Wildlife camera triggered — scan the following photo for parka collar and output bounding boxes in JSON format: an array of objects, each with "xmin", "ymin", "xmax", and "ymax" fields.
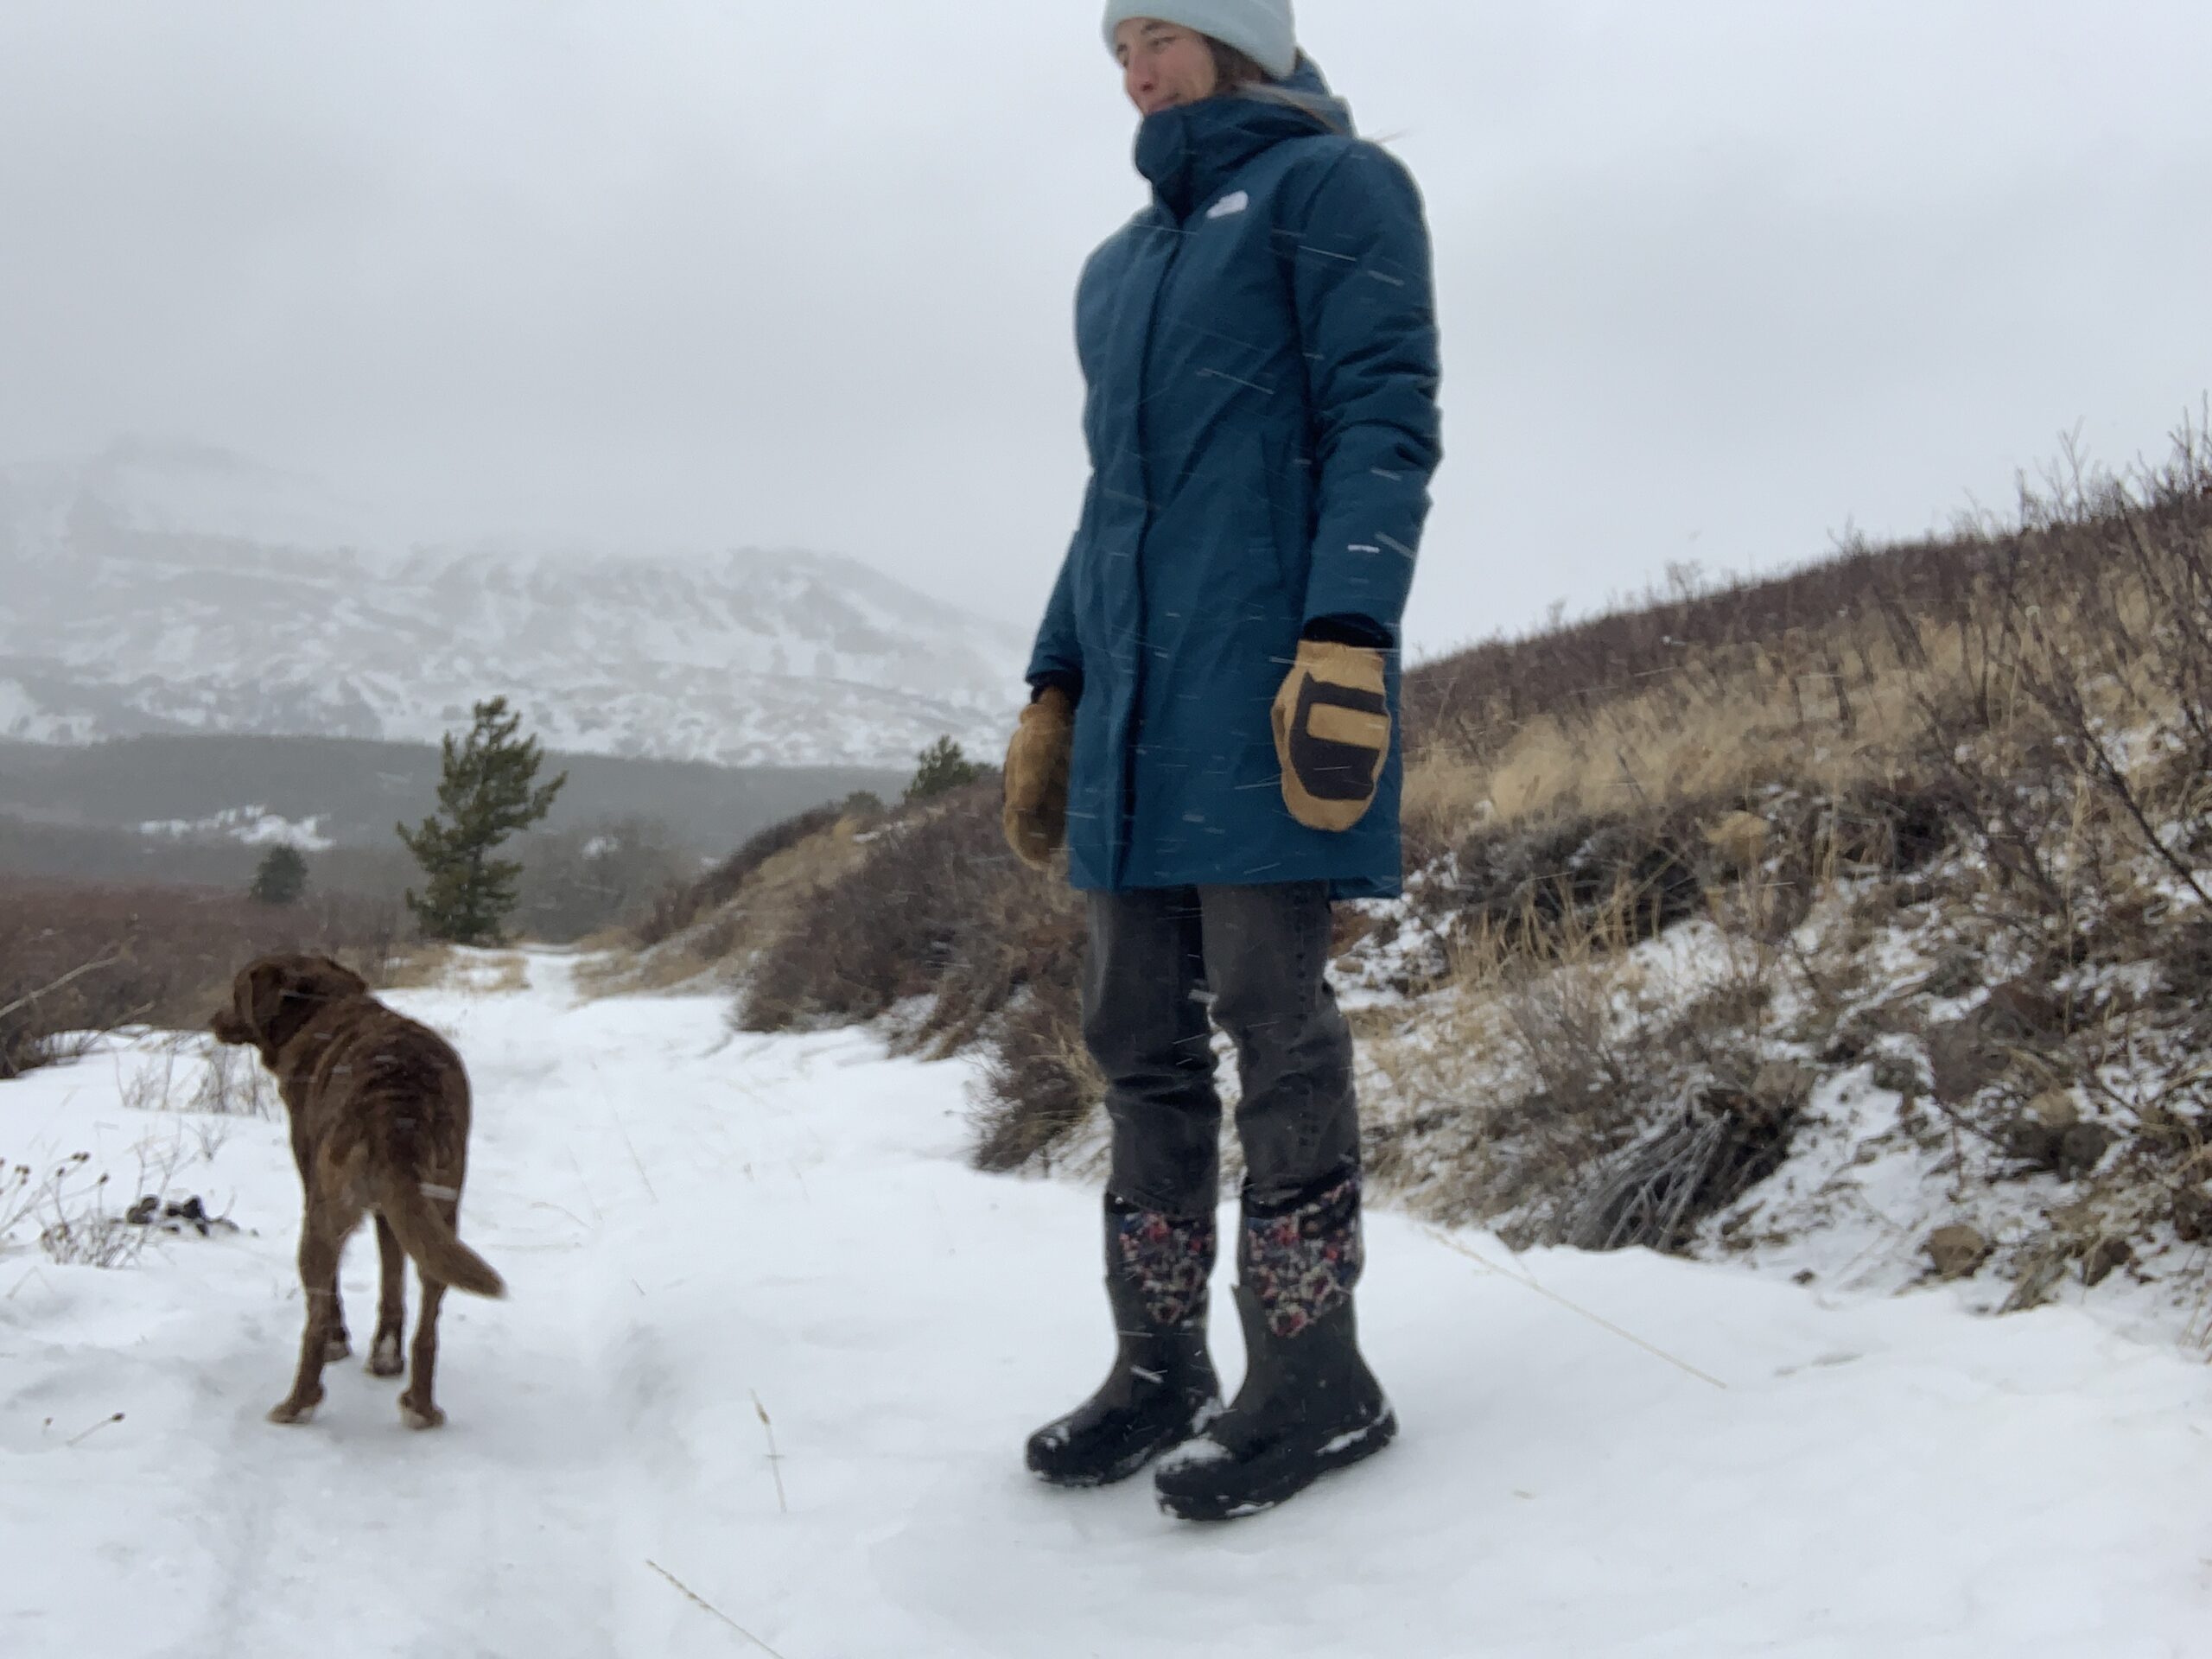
[{"xmin": 1134, "ymin": 57, "xmax": 1354, "ymax": 222}]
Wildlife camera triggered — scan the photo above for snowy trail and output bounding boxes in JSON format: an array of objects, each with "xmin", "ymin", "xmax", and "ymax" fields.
[{"xmin": 4, "ymin": 956, "xmax": 2209, "ymax": 1657}]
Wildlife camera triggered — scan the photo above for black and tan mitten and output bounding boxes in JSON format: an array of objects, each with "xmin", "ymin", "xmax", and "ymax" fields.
[{"xmin": 1271, "ymin": 641, "xmax": 1391, "ymax": 833}]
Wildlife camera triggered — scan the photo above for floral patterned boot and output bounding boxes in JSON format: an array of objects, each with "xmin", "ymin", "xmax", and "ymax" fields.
[
  {"xmin": 1026, "ymin": 1197, "xmax": 1223, "ymax": 1488},
  {"xmin": 1153, "ymin": 1169, "xmax": 1395, "ymax": 1522}
]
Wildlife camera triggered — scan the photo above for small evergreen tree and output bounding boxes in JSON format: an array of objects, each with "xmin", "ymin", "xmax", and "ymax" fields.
[
  {"xmin": 249, "ymin": 844, "xmax": 308, "ymax": 907},
  {"xmin": 397, "ymin": 697, "xmax": 569, "ymax": 945},
  {"xmin": 905, "ymin": 736, "xmax": 984, "ymax": 804}
]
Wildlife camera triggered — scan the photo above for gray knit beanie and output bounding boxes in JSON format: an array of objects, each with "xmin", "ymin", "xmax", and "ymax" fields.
[{"xmin": 1101, "ymin": 0, "xmax": 1299, "ymax": 82}]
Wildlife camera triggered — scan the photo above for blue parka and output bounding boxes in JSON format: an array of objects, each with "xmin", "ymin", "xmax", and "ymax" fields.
[{"xmin": 1027, "ymin": 60, "xmax": 1442, "ymax": 899}]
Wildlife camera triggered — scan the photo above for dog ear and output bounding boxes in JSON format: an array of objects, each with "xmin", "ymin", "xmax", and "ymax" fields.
[
  {"xmin": 244, "ymin": 960, "xmax": 290, "ymax": 1038},
  {"xmin": 311, "ymin": 956, "xmax": 370, "ymax": 998}
]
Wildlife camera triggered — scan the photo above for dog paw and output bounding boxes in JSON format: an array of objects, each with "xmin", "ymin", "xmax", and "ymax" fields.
[
  {"xmin": 398, "ymin": 1396, "xmax": 446, "ymax": 1431},
  {"xmin": 266, "ymin": 1398, "xmax": 321, "ymax": 1427},
  {"xmin": 366, "ymin": 1333, "xmax": 405, "ymax": 1377}
]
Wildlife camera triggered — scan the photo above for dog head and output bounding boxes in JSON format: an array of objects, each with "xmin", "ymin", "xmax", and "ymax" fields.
[{"xmin": 211, "ymin": 955, "xmax": 371, "ymax": 1062}]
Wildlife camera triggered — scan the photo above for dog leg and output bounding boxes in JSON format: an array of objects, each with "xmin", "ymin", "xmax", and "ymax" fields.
[
  {"xmin": 270, "ymin": 1222, "xmax": 342, "ymax": 1426},
  {"xmin": 368, "ymin": 1214, "xmax": 408, "ymax": 1377},
  {"xmin": 291, "ymin": 1140, "xmax": 352, "ymax": 1361},
  {"xmin": 397, "ymin": 1276, "xmax": 448, "ymax": 1430}
]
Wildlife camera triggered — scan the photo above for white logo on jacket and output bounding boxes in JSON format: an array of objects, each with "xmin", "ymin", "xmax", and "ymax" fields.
[{"xmin": 1206, "ymin": 190, "xmax": 1250, "ymax": 220}]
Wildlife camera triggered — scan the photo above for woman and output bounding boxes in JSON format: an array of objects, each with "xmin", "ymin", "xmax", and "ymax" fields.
[{"xmin": 1002, "ymin": 1, "xmax": 1441, "ymax": 1522}]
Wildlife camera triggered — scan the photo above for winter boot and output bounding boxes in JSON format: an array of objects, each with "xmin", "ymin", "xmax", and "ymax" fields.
[
  {"xmin": 1154, "ymin": 1170, "xmax": 1395, "ymax": 1522},
  {"xmin": 1026, "ymin": 1198, "xmax": 1223, "ymax": 1489}
]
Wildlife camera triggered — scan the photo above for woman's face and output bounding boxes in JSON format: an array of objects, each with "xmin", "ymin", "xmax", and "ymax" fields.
[{"xmin": 1114, "ymin": 18, "xmax": 1221, "ymax": 117}]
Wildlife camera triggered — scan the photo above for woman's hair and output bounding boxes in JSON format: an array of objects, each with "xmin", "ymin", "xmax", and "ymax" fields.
[
  {"xmin": 1207, "ymin": 36, "xmax": 1274, "ymax": 92},
  {"xmin": 1205, "ymin": 35, "xmax": 1341, "ymax": 133}
]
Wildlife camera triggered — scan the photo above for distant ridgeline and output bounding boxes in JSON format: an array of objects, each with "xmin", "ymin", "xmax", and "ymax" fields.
[
  {"xmin": 0, "ymin": 442, "xmax": 1028, "ymax": 770},
  {"xmin": 0, "ymin": 732, "xmax": 900, "ymax": 891}
]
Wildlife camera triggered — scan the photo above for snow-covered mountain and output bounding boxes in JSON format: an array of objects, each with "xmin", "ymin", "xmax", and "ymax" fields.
[{"xmin": 0, "ymin": 442, "xmax": 1030, "ymax": 767}]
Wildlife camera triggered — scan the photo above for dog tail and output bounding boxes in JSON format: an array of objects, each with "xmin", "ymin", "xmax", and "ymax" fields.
[{"xmin": 380, "ymin": 1177, "xmax": 506, "ymax": 1300}]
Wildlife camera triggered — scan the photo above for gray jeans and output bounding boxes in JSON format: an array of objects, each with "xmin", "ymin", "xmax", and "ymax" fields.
[{"xmin": 1083, "ymin": 883, "xmax": 1359, "ymax": 1217}]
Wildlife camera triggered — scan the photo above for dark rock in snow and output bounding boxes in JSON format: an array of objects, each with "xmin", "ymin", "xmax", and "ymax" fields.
[
  {"xmin": 1977, "ymin": 981, "xmax": 2063, "ymax": 1045},
  {"xmin": 124, "ymin": 1195, "xmax": 238, "ymax": 1238},
  {"xmin": 2171, "ymin": 1186, "xmax": 2212, "ymax": 1245},
  {"xmin": 1920, "ymin": 952, "xmax": 1982, "ymax": 1001},
  {"xmin": 1926, "ymin": 1224, "xmax": 1993, "ymax": 1281},
  {"xmin": 2054, "ymin": 1123, "xmax": 2115, "ymax": 1182},
  {"xmin": 1869, "ymin": 1050, "xmax": 1924, "ymax": 1096},
  {"xmin": 1926, "ymin": 1021, "xmax": 2005, "ymax": 1104},
  {"xmin": 2081, "ymin": 1236, "xmax": 2134, "ymax": 1288}
]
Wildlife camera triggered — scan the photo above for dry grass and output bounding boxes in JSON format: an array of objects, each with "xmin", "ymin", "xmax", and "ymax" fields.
[
  {"xmin": 705, "ymin": 817, "xmax": 874, "ymax": 963},
  {"xmin": 1469, "ymin": 616, "xmax": 1916, "ymax": 827},
  {"xmin": 378, "ymin": 943, "xmax": 460, "ymax": 991},
  {"xmin": 582, "ymin": 812, "xmax": 876, "ymax": 998},
  {"xmin": 459, "ymin": 953, "xmax": 531, "ymax": 995},
  {"xmin": 971, "ymin": 969, "xmax": 1104, "ymax": 1174},
  {"xmin": 633, "ymin": 803, "xmax": 860, "ymax": 949},
  {"xmin": 1399, "ymin": 743, "xmax": 1491, "ymax": 865},
  {"xmin": 1404, "ymin": 421, "xmax": 2209, "ymax": 850},
  {"xmin": 1414, "ymin": 551, "xmax": 2101, "ymax": 861}
]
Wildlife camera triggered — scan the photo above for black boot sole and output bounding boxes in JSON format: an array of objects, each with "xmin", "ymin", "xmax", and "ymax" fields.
[
  {"xmin": 1155, "ymin": 1407, "xmax": 1398, "ymax": 1522},
  {"xmin": 1027, "ymin": 1399, "xmax": 1224, "ymax": 1490},
  {"xmin": 1027, "ymin": 1440, "xmax": 1171, "ymax": 1490}
]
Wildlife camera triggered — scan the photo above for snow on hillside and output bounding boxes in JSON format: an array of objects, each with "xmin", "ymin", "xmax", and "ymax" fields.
[
  {"xmin": 137, "ymin": 805, "xmax": 334, "ymax": 851},
  {"xmin": 3, "ymin": 955, "xmax": 2206, "ymax": 1656},
  {"xmin": 0, "ymin": 676, "xmax": 97, "ymax": 743},
  {"xmin": 0, "ymin": 442, "xmax": 1030, "ymax": 769}
]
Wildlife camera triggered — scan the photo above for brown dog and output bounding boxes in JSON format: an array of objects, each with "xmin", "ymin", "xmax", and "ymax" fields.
[{"xmin": 212, "ymin": 954, "xmax": 504, "ymax": 1429}]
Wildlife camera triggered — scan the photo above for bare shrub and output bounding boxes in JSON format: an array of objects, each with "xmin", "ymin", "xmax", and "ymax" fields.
[
  {"xmin": 740, "ymin": 779, "xmax": 1084, "ymax": 1058},
  {"xmin": 971, "ymin": 970, "xmax": 1101, "ymax": 1173},
  {"xmin": 116, "ymin": 1036, "xmax": 281, "ymax": 1122},
  {"xmin": 39, "ymin": 1208, "xmax": 151, "ymax": 1270},
  {"xmin": 3, "ymin": 1135, "xmax": 188, "ymax": 1271},
  {"xmin": 0, "ymin": 880, "xmax": 403, "ymax": 1081},
  {"xmin": 3, "ymin": 1116, "xmax": 241, "ymax": 1270},
  {"xmin": 194, "ymin": 1044, "xmax": 281, "ymax": 1123},
  {"xmin": 637, "ymin": 804, "xmax": 851, "ymax": 948},
  {"xmin": 0, "ymin": 1154, "xmax": 68, "ymax": 1243},
  {"xmin": 1444, "ymin": 808, "xmax": 1712, "ymax": 958},
  {"xmin": 1561, "ymin": 1076, "xmax": 1807, "ymax": 1253}
]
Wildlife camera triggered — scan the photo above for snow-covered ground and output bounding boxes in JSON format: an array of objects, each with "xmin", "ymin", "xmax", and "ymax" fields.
[{"xmin": 3, "ymin": 955, "xmax": 2207, "ymax": 1657}]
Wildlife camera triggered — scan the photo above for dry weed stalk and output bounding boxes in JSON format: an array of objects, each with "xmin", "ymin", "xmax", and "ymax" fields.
[{"xmin": 645, "ymin": 1561, "xmax": 791, "ymax": 1659}]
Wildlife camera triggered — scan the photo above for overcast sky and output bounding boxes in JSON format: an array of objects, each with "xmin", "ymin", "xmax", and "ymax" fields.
[{"xmin": 3, "ymin": 1, "xmax": 2209, "ymax": 660}]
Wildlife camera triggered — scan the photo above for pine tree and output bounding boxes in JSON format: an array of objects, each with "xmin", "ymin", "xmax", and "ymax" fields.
[
  {"xmin": 905, "ymin": 736, "xmax": 985, "ymax": 804},
  {"xmin": 397, "ymin": 697, "xmax": 569, "ymax": 945},
  {"xmin": 249, "ymin": 844, "xmax": 308, "ymax": 907}
]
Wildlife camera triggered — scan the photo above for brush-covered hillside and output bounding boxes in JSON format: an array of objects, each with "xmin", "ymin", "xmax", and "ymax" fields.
[{"xmin": 610, "ymin": 429, "xmax": 2212, "ymax": 1348}]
